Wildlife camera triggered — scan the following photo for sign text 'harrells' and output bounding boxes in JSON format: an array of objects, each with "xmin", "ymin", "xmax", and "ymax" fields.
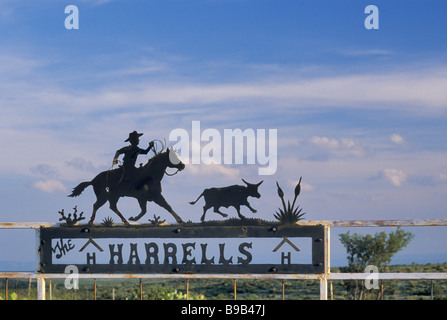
[{"xmin": 38, "ymin": 225, "xmax": 325, "ymax": 274}]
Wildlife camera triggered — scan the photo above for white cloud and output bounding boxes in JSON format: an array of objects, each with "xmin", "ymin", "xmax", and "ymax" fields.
[
  {"xmin": 287, "ymin": 179, "xmax": 315, "ymax": 192},
  {"xmin": 301, "ymin": 182, "xmax": 316, "ymax": 192},
  {"xmin": 32, "ymin": 179, "xmax": 67, "ymax": 193},
  {"xmin": 30, "ymin": 164, "xmax": 60, "ymax": 179},
  {"xmin": 378, "ymin": 169, "xmax": 407, "ymax": 187},
  {"xmin": 5, "ymin": 63, "xmax": 447, "ymax": 123},
  {"xmin": 3, "ymin": 52, "xmax": 447, "ymax": 144},
  {"xmin": 185, "ymin": 163, "xmax": 240, "ymax": 181},
  {"xmin": 340, "ymin": 49, "xmax": 394, "ymax": 56},
  {"xmin": 308, "ymin": 136, "xmax": 368, "ymax": 159},
  {"xmin": 0, "ymin": 53, "xmax": 43, "ymax": 75},
  {"xmin": 65, "ymin": 157, "xmax": 101, "ymax": 173},
  {"xmin": 309, "ymin": 136, "xmax": 340, "ymax": 149},
  {"xmin": 78, "ymin": 0, "xmax": 116, "ymax": 6},
  {"xmin": 79, "ymin": 68, "xmax": 447, "ymax": 109},
  {"xmin": 390, "ymin": 134, "xmax": 405, "ymax": 145}
]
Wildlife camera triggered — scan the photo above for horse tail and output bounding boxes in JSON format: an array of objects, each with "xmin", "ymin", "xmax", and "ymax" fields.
[
  {"xmin": 68, "ymin": 181, "xmax": 91, "ymax": 197},
  {"xmin": 189, "ymin": 191, "xmax": 204, "ymax": 205}
]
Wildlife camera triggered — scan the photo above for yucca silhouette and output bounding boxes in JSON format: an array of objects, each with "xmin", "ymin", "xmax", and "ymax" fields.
[{"xmin": 274, "ymin": 177, "xmax": 306, "ymax": 224}]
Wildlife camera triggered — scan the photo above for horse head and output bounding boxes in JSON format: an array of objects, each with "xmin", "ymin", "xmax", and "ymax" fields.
[
  {"xmin": 167, "ymin": 147, "xmax": 185, "ymax": 171},
  {"xmin": 140, "ymin": 147, "xmax": 185, "ymax": 180}
]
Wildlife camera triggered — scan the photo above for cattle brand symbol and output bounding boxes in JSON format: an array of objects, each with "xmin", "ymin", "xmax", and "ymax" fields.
[{"xmin": 273, "ymin": 237, "xmax": 300, "ymax": 265}]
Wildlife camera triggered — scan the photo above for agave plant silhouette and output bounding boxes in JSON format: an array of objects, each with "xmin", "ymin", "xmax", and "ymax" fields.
[
  {"xmin": 274, "ymin": 177, "xmax": 306, "ymax": 224},
  {"xmin": 101, "ymin": 216, "xmax": 115, "ymax": 227}
]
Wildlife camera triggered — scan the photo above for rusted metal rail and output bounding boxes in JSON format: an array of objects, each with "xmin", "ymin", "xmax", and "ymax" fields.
[
  {"xmin": 2, "ymin": 218, "xmax": 446, "ymax": 229},
  {"xmin": 298, "ymin": 219, "xmax": 447, "ymax": 227},
  {"xmin": 1, "ymin": 219, "xmax": 446, "ymax": 300}
]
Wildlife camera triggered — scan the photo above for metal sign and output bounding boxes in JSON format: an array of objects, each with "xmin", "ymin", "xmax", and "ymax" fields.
[
  {"xmin": 38, "ymin": 225, "xmax": 325, "ymax": 274},
  {"xmin": 45, "ymin": 143, "xmax": 323, "ymax": 275}
]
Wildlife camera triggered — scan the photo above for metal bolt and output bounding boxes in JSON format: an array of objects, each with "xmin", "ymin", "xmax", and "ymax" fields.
[
  {"xmin": 272, "ymin": 227, "xmax": 277, "ymax": 232},
  {"xmin": 82, "ymin": 228, "xmax": 90, "ymax": 233},
  {"xmin": 176, "ymin": 228, "xmax": 181, "ymax": 233}
]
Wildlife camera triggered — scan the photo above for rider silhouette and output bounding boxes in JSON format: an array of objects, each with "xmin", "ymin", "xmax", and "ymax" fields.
[{"xmin": 113, "ymin": 131, "xmax": 154, "ymax": 179}]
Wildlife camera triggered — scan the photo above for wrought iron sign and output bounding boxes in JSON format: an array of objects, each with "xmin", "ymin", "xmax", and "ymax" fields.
[
  {"xmin": 38, "ymin": 131, "xmax": 325, "ymax": 275},
  {"xmin": 38, "ymin": 224, "xmax": 325, "ymax": 274}
]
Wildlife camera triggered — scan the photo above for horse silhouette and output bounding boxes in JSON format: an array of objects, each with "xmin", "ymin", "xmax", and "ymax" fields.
[{"xmin": 68, "ymin": 148, "xmax": 185, "ymax": 225}]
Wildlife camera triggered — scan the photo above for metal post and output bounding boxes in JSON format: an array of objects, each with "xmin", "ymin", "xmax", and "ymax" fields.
[
  {"xmin": 324, "ymin": 225, "xmax": 331, "ymax": 273},
  {"xmin": 330, "ymin": 280, "xmax": 333, "ymax": 300},
  {"xmin": 140, "ymin": 278, "xmax": 143, "ymax": 300},
  {"xmin": 320, "ymin": 276, "xmax": 328, "ymax": 300},
  {"xmin": 37, "ymin": 276, "xmax": 46, "ymax": 300},
  {"xmin": 282, "ymin": 280, "xmax": 285, "ymax": 300},
  {"xmin": 234, "ymin": 279, "xmax": 237, "ymax": 300},
  {"xmin": 431, "ymin": 280, "xmax": 433, "ymax": 300},
  {"xmin": 186, "ymin": 279, "xmax": 189, "ymax": 300},
  {"xmin": 320, "ymin": 224, "xmax": 331, "ymax": 300},
  {"xmin": 28, "ymin": 278, "xmax": 32, "ymax": 300}
]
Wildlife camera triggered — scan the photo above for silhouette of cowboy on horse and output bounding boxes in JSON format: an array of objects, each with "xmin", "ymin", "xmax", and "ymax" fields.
[
  {"xmin": 113, "ymin": 131, "xmax": 155, "ymax": 180},
  {"xmin": 69, "ymin": 131, "xmax": 185, "ymax": 225}
]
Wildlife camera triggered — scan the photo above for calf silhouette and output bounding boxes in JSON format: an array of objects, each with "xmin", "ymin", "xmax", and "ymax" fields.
[{"xmin": 189, "ymin": 179, "xmax": 263, "ymax": 221}]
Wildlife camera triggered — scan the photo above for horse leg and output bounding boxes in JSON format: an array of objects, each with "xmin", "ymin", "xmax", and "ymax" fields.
[
  {"xmin": 89, "ymin": 196, "xmax": 107, "ymax": 225},
  {"xmin": 153, "ymin": 194, "xmax": 183, "ymax": 224},
  {"xmin": 129, "ymin": 198, "xmax": 147, "ymax": 221},
  {"xmin": 109, "ymin": 198, "xmax": 130, "ymax": 225}
]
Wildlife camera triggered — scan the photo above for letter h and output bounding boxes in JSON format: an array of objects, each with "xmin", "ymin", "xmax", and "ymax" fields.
[{"xmin": 281, "ymin": 252, "xmax": 291, "ymax": 265}]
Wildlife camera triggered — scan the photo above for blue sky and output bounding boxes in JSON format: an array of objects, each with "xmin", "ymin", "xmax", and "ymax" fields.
[{"xmin": 1, "ymin": 0, "xmax": 447, "ymax": 268}]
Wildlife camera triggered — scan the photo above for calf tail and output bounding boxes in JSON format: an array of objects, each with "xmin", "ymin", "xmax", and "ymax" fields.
[
  {"xmin": 68, "ymin": 181, "xmax": 91, "ymax": 197},
  {"xmin": 189, "ymin": 192, "xmax": 204, "ymax": 205}
]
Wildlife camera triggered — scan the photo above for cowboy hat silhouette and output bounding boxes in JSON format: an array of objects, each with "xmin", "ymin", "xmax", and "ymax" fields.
[{"xmin": 125, "ymin": 131, "xmax": 143, "ymax": 142}]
